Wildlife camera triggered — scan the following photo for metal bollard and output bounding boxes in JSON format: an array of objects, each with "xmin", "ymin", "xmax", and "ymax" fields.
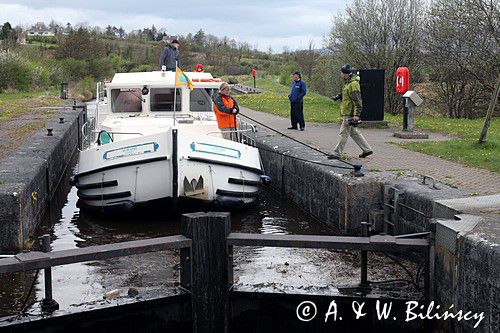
[
  {"xmin": 60, "ymin": 83, "xmax": 68, "ymax": 100},
  {"xmin": 39, "ymin": 235, "xmax": 59, "ymax": 312},
  {"xmin": 359, "ymin": 222, "xmax": 371, "ymax": 289}
]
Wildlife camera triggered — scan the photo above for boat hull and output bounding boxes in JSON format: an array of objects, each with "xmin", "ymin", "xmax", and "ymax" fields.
[{"xmin": 73, "ymin": 128, "xmax": 265, "ymax": 212}]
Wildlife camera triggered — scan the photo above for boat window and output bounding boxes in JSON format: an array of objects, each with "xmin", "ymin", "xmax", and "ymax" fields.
[
  {"xmin": 190, "ymin": 88, "xmax": 216, "ymax": 112},
  {"xmin": 150, "ymin": 88, "xmax": 181, "ymax": 112},
  {"xmin": 111, "ymin": 88, "xmax": 142, "ymax": 113}
]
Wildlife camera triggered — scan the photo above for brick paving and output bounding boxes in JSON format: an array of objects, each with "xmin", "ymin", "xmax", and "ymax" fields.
[{"xmin": 240, "ymin": 106, "xmax": 500, "ymax": 195}]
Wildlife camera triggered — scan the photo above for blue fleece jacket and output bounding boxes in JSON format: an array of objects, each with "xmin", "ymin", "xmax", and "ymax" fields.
[{"xmin": 288, "ymin": 79, "xmax": 306, "ymax": 103}]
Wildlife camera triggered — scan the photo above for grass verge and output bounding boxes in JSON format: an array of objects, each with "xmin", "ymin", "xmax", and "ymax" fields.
[
  {"xmin": 0, "ymin": 88, "xmax": 62, "ymax": 123},
  {"xmin": 237, "ymin": 76, "xmax": 342, "ymax": 123}
]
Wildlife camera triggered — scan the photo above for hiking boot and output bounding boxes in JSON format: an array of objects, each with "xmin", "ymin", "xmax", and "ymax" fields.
[
  {"xmin": 359, "ymin": 151, "xmax": 373, "ymax": 158},
  {"xmin": 300, "ymin": 127, "xmax": 305, "ymax": 131},
  {"xmin": 287, "ymin": 127, "xmax": 298, "ymax": 130}
]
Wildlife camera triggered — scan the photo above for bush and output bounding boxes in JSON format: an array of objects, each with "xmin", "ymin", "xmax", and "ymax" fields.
[
  {"xmin": 60, "ymin": 58, "xmax": 89, "ymax": 81},
  {"xmin": 26, "ymin": 35, "xmax": 57, "ymax": 44},
  {"xmin": 70, "ymin": 76, "xmax": 96, "ymax": 101},
  {"xmin": 87, "ymin": 58, "xmax": 115, "ymax": 81},
  {"xmin": 130, "ymin": 64, "xmax": 153, "ymax": 72},
  {"xmin": 278, "ymin": 64, "xmax": 298, "ymax": 86},
  {"xmin": 31, "ymin": 66, "xmax": 51, "ymax": 87},
  {"xmin": 108, "ymin": 54, "xmax": 134, "ymax": 73},
  {"xmin": 0, "ymin": 51, "xmax": 50, "ymax": 91}
]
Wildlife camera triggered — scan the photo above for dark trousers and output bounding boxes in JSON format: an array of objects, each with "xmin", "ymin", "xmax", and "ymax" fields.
[{"xmin": 290, "ymin": 102, "xmax": 305, "ymax": 129}]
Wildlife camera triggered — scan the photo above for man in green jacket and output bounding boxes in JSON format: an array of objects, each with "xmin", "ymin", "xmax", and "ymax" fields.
[{"xmin": 329, "ymin": 64, "xmax": 373, "ymax": 159}]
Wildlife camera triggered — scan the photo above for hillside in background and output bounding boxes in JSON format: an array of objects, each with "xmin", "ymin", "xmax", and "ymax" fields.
[{"xmin": 0, "ymin": 0, "xmax": 498, "ymax": 120}]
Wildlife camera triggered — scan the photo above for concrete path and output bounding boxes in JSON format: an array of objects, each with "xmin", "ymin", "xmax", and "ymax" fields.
[{"xmin": 240, "ymin": 106, "xmax": 500, "ymax": 195}]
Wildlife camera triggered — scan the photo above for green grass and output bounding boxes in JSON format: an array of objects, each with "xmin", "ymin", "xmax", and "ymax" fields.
[
  {"xmin": 395, "ymin": 139, "xmax": 499, "ymax": 173},
  {"xmin": 0, "ymin": 87, "xmax": 59, "ymax": 100},
  {"xmin": 237, "ymin": 76, "xmax": 341, "ymax": 123},
  {"xmin": 236, "ymin": 76, "xmax": 499, "ymax": 173},
  {"xmin": 0, "ymin": 88, "xmax": 61, "ymax": 122}
]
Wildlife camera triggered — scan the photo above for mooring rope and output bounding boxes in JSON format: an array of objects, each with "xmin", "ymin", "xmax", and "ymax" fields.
[
  {"xmin": 238, "ymin": 112, "xmax": 360, "ymax": 170},
  {"xmin": 255, "ymin": 143, "xmax": 355, "ymax": 170}
]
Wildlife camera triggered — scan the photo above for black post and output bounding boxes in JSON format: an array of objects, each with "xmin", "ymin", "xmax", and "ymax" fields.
[
  {"xmin": 181, "ymin": 212, "xmax": 231, "ymax": 333},
  {"xmin": 172, "ymin": 129, "xmax": 178, "ymax": 200},
  {"xmin": 39, "ymin": 235, "xmax": 59, "ymax": 312},
  {"xmin": 403, "ymin": 102, "xmax": 408, "ymax": 131},
  {"xmin": 60, "ymin": 83, "xmax": 68, "ymax": 99},
  {"xmin": 360, "ymin": 222, "xmax": 370, "ymax": 289},
  {"xmin": 253, "ymin": 76, "xmax": 256, "ymax": 89}
]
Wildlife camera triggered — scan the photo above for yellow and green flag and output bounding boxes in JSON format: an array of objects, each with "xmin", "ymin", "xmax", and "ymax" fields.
[{"xmin": 175, "ymin": 66, "xmax": 194, "ymax": 90}]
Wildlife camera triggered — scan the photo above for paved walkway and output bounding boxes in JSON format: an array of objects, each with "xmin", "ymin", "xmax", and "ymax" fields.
[{"xmin": 240, "ymin": 107, "xmax": 500, "ymax": 195}]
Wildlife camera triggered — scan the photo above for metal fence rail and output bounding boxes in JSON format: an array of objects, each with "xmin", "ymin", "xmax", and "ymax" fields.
[
  {"xmin": 0, "ymin": 235, "xmax": 191, "ymax": 274},
  {"xmin": 228, "ymin": 233, "xmax": 428, "ymax": 251}
]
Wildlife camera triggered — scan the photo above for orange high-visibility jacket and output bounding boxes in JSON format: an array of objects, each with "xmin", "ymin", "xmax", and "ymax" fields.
[{"xmin": 213, "ymin": 94, "xmax": 239, "ymax": 129}]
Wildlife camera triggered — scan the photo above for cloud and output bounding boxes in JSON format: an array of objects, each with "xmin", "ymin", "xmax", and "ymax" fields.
[{"xmin": 0, "ymin": 1, "xmax": 346, "ymax": 50}]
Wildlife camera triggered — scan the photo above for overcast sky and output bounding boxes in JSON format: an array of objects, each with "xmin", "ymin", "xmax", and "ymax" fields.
[{"xmin": 0, "ymin": 0, "xmax": 348, "ymax": 51}]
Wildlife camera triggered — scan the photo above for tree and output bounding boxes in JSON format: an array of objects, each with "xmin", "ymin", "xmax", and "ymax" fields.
[
  {"xmin": 425, "ymin": 0, "xmax": 499, "ymax": 118},
  {"xmin": 117, "ymin": 27, "xmax": 125, "ymax": 39},
  {"xmin": 237, "ymin": 41, "xmax": 250, "ymax": 62},
  {"xmin": 194, "ymin": 29, "xmax": 205, "ymax": 47},
  {"xmin": 56, "ymin": 27, "xmax": 104, "ymax": 60},
  {"xmin": 295, "ymin": 40, "xmax": 318, "ymax": 82},
  {"xmin": 326, "ymin": 0, "xmax": 425, "ymax": 114},
  {"xmin": 105, "ymin": 25, "xmax": 114, "ymax": 37},
  {"xmin": 0, "ymin": 22, "xmax": 11, "ymax": 39},
  {"xmin": 48, "ymin": 20, "xmax": 62, "ymax": 34},
  {"xmin": 0, "ymin": 22, "xmax": 17, "ymax": 49}
]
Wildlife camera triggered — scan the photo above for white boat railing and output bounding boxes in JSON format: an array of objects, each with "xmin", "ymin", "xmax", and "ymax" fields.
[
  {"xmin": 238, "ymin": 120, "xmax": 257, "ymax": 147},
  {"xmin": 80, "ymin": 117, "xmax": 96, "ymax": 150},
  {"xmin": 204, "ymin": 120, "xmax": 257, "ymax": 147}
]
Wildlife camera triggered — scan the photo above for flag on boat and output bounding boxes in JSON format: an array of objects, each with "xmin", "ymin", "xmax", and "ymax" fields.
[{"xmin": 175, "ymin": 66, "xmax": 194, "ymax": 90}]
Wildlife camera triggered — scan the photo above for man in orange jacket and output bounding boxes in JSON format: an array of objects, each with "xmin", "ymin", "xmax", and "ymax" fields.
[{"xmin": 213, "ymin": 82, "xmax": 239, "ymax": 140}]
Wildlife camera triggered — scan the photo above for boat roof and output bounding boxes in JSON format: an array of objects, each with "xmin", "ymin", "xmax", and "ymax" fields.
[{"xmin": 110, "ymin": 71, "xmax": 222, "ymax": 88}]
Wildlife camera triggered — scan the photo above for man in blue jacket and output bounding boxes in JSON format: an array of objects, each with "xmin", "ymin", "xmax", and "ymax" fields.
[{"xmin": 288, "ymin": 71, "xmax": 306, "ymax": 130}]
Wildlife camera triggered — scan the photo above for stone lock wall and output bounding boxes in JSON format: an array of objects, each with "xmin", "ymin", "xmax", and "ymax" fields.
[{"xmin": 0, "ymin": 107, "xmax": 86, "ymax": 252}]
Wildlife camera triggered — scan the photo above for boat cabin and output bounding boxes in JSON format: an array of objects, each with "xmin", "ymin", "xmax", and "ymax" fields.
[{"xmin": 96, "ymin": 71, "xmax": 223, "ymax": 124}]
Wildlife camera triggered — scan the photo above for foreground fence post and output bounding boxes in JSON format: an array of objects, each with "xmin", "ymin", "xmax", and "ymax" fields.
[
  {"xmin": 360, "ymin": 222, "xmax": 370, "ymax": 289},
  {"xmin": 39, "ymin": 235, "xmax": 59, "ymax": 312},
  {"xmin": 181, "ymin": 212, "xmax": 231, "ymax": 333}
]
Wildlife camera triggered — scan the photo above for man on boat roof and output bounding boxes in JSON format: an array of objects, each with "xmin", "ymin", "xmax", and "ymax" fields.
[
  {"xmin": 160, "ymin": 39, "xmax": 181, "ymax": 72},
  {"xmin": 213, "ymin": 82, "xmax": 239, "ymax": 140}
]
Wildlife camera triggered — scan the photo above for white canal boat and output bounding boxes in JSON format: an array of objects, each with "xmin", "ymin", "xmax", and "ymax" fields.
[{"xmin": 71, "ymin": 70, "xmax": 269, "ymax": 212}]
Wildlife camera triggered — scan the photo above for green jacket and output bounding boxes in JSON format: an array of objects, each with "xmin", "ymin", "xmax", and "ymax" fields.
[{"xmin": 340, "ymin": 75, "xmax": 362, "ymax": 117}]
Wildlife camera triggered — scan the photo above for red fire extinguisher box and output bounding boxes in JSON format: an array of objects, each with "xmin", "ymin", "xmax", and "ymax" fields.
[{"xmin": 396, "ymin": 67, "xmax": 410, "ymax": 95}]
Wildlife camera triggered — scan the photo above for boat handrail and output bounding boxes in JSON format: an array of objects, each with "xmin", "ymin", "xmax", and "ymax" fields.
[
  {"xmin": 80, "ymin": 117, "xmax": 97, "ymax": 150},
  {"xmin": 205, "ymin": 129, "xmax": 254, "ymax": 136},
  {"xmin": 204, "ymin": 121, "xmax": 258, "ymax": 147},
  {"xmin": 237, "ymin": 121, "xmax": 257, "ymax": 147},
  {"xmin": 91, "ymin": 131, "xmax": 144, "ymax": 136}
]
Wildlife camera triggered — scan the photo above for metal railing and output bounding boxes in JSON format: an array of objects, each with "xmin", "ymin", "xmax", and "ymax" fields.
[
  {"xmin": 204, "ymin": 120, "xmax": 257, "ymax": 147},
  {"xmin": 237, "ymin": 120, "xmax": 257, "ymax": 147},
  {"xmin": 0, "ymin": 234, "xmax": 191, "ymax": 312},
  {"xmin": 80, "ymin": 117, "xmax": 96, "ymax": 150}
]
